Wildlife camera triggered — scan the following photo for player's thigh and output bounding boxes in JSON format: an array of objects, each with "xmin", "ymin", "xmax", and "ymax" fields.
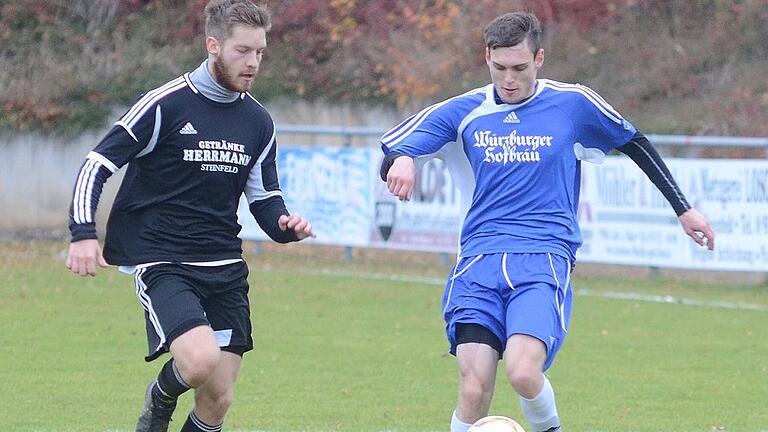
[
  {"xmin": 503, "ymin": 253, "xmax": 572, "ymax": 371},
  {"xmin": 135, "ymin": 265, "xmax": 210, "ymax": 361},
  {"xmin": 443, "ymin": 255, "xmax": 506, "ymax": 354},
  {"xmin": 456, "ymin": 342, "xmax": 500, "ymax": 384}
]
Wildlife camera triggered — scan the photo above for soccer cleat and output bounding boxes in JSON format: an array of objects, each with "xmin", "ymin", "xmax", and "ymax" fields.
[{"xmin": 135, "ymin": 380, "xmax": 177, "ymax": 432}]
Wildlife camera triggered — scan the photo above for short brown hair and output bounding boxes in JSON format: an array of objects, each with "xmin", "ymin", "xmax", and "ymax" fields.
[
  {"xmin": 205, "ymin": 0, "xmax": 271, "ymax": 42},
  {"xmin": 483, "ymin": 12, "xmax": 542, "ymax": 55}
]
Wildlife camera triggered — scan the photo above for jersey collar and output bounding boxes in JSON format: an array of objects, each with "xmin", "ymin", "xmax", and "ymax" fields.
[{"xmin": 487, "ymin": 80, "xmax": 544, "ymax": 108}]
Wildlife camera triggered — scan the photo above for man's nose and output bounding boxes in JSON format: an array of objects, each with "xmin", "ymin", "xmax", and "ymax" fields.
[{"xmin": 245, "ymin": 52, "xmax": 260, "ymax": 67}]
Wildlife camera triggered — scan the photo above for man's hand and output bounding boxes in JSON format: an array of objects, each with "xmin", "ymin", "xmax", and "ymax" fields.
[
  {"xmin": 66, "ymin": 239, "xmax": 109, "ymax": 276},
  {"xmin": 678, "ymin": 208, "xmax": 715, "ymax": 250},
  {"xmin": 278, "ymin": 214, "xmax": 316, "ymax": 240},
  {"xmin": 386, "ymin": 155, "xmax": 415, "ymax": 201}
]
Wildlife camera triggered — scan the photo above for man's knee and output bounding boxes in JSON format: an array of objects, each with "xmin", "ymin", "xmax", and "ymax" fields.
[
  {"xmin": 170, "ymin": 326, "xmax": 221, "ymax": 387},
  {"xmin": 193, "ymin": 381, "xmax": 237, "ymax": 424},
  {"xmin": 505, "ymin": 363, "xmax": 542, "ymax": 395},
  {"xmin": 180, "ymin": 347, "xmax": 221, "ymax": 386},
  {"xmin": 199, "ymin": 387, "xmax": 234, "ymax": 416},
  {"xmin": 504, "ymin": 335, "xmax": 547, "ymax": 397},
  {"xmin": 459, "ymin": 372, "xmax": 494, "ymax": 404},
  {"xmin": 457, "ymin": 370, "xmax": 495, "ymax": 423}
]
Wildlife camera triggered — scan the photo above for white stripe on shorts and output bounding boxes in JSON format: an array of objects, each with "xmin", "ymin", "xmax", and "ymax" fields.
[
  {"xmin": 501, "ymin": 253, "xmax": 515, "ymax": 290},
  {"xmin": 443, "ymin": 255, "xmax": 484, "ymax": 314},
  {"xmin": 135, "ymin": 267, "xmax": 166, "ymax": 353},
  {"xmin": 548, "ymin": 253, "xmax": 568, "ymax": 332}
]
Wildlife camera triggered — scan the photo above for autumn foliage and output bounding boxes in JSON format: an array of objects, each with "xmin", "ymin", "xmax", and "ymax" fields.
[{"xmin": 1, "ymin": 0, "xmax": 766, "ymax": 136}]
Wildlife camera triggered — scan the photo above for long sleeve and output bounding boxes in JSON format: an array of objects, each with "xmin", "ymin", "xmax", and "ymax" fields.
[
  {"xmin": 69, "ymin": 152, "xmax": 120, "ymax": 241},
  {"xmin": 68, "ymin": 92, "xmax": 164, "ymax": 242},
  {"xmin": 248, "ymin": 196, "xmax": 298, "ymax": 243},
  {"xmin": 243, "ymin": 123, "xmax": 298, "ymax": 243},
  {"xmin": 617, "ymin": 131, "xmax": 691, "ymax": 216}
]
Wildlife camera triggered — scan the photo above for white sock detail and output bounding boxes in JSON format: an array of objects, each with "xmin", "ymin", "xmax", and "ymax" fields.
[
  {"xmin": 519, "ymin": 375, "xmax": 560, "ymax": 432},
  {"xmin": 451, "ymin": 410, "xmax": 473, "ymax": 432},
  {"xmin": 190, "ymin": 410, "xmax": 223, "ymax": 432}
]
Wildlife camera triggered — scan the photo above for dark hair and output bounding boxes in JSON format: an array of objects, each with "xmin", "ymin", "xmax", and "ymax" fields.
[
  {"xmin": 205, "ymin": 0, "xmax": 271, "ymax": 42},
  {"xmin": 483, "ymin": 12, "xmax": 542, "ymax": 55}
]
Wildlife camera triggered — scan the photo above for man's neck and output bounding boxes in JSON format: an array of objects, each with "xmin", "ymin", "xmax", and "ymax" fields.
[{"xmin": 188, "ymin": 60, "xmax": 240, "ymax": 103}]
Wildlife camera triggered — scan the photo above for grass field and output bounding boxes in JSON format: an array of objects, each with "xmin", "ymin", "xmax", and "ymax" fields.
[{"xmin": 1, "ymin": 241, "xmax": 767, "ymax": 432}]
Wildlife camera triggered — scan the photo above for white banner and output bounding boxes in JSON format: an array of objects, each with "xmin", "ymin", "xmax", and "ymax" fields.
[
  {"xmin": 578, "ymin": 158, "xmax": 768, "ymax": 271},
  {"xmin": 239, "ymin": 147, "xmax": 768, "ymax": 272}
]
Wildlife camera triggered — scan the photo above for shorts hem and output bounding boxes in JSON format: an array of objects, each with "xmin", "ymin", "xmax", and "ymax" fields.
[{"xmin": 145, "ymin": 318, "xmax": 210, "ymax": 362}]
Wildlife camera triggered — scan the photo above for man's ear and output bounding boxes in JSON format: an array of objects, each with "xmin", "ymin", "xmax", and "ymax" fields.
[{"xmin": 206, "ymin": 36, "xmax": 220, "ymax": 57}]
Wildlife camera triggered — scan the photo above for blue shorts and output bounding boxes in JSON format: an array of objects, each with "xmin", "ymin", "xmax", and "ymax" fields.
[{"xmin": 442, "ymin": 253, "xmax": 573, "ymax": 371}]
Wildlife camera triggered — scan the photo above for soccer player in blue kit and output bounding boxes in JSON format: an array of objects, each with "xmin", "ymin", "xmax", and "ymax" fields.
[
  {"xmin": 65, "ymin": 1, "xmax": 314, "ymax": 431},
  {"xmin": 380, "ymin": 12, "xmax": 715, "ymax": 432}
]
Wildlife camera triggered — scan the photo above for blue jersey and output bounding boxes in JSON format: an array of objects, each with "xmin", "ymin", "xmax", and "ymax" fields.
[{"xmin": 381, "ymin": 79, "xmax": 637, "ymax": 260}]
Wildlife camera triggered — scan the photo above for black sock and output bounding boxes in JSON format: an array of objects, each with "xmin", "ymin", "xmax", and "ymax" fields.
[
  {"xmin": 153, "ymin": 359, "xmax": 191, "ymax": 404},
  {"xmin": 180, "ymin": 410, "xmax": 223, "ymax": 432}
]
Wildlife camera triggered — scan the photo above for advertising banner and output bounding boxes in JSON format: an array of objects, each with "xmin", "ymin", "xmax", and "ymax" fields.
[
  {"xmin": 238, "ymin": 147, "xmax": 377, "ymax": 246},
  {"xmin": 578, "ymin": 158, "xmax": 768, "ymax": 271},
  {"xmin": 370, "ymin": 157, "xmax": 463, "ymax": 252},
  {"xmin": 239, "ymin": 147, "xmax": 768, "ymax": 271}
]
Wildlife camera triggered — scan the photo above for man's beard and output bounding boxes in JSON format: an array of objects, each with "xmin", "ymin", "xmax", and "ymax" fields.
[{"xmin": 212, "ymin": 56, "xmax": 251, "ymax": 92}]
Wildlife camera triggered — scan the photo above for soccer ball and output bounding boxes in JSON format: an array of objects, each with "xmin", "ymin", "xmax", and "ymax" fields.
[{"xmin": 468, "ymin": 416, "xmax": 526, "ymax": 432}]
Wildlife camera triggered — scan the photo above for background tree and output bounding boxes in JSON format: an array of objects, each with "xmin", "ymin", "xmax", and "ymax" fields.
[{"xmin": 1, "ymin": 0, "xmax": 766, "ymax": 136}]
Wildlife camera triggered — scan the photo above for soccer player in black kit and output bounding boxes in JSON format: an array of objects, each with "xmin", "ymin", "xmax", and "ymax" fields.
[{"xmin": 65, "ymin": 2, "xmax": 314, "ymax": 431}]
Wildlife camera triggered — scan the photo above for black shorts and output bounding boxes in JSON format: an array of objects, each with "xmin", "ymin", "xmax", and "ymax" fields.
[
  {"xmin": 134, "ymin": 262, "xmax": 253, "ymax": 362},
  {"xmin": 455, "ymin": 322, "xmax": 504, "ymax": 357}
]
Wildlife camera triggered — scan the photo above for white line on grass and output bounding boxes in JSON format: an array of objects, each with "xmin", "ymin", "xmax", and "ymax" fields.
[
  {"xmin": 577, "ymin": 289, "xmax": 768, "ymax": 311},
  {"xmin": 302, "ymin": 268, "xmax": 768, "ymax": 312}
]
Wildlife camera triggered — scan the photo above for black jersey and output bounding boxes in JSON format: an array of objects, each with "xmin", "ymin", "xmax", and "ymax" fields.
[{"xmin": 69, "ymin": 74, "xmax": 295, "ymax": 265}]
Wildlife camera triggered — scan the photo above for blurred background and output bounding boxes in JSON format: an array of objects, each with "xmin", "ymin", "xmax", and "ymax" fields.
[
  {"xmin": 2, "ymin": 0, "xmax": 767, "ymax": 136},
  {"xmin": 1, "ymin": 0, "xmax": 767, "ymax": 250}
]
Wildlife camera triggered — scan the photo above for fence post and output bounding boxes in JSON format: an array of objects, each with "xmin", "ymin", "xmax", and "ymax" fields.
[
  {"xmin": 251, "ymin": 240, "xmax": 262, "ymax": 254},
  {"xmin": 440, "ymin": 252, "xmax": 452, "ymax": 268}
]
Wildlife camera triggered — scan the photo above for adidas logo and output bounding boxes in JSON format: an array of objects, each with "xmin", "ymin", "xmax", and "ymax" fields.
[
  {"xmin": 503, "ymin": 111, "xmax": 520, "ymax": 124},
  {"xmin": 179, "ymin": 122, "xmax": 198, "ymax": 135}
]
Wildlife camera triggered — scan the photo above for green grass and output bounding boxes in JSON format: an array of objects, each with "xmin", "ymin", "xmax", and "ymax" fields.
[{"xmin": 1, "ymin": 241, "xmax": 767, "ymax": 431}]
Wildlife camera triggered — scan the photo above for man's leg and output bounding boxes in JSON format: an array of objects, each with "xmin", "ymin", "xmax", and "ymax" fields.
[
  {"xmin": 504, "ymin": 334, "xmax": 560, "ymax": 432},
  {"xmin": 176, "ymin": 261, "xmax": 251, "ymax": 431},
  {"xmin": 137, "ymin": 325, "xmax": 220, "ymax": 432},
  {"xmin": 443, "ymin": 255, "xmax": 507, "ymax": 432},
  {"xmin": 180, "ymin": 351, "xmax": 243, "ymax": 432},
  {"xmin": 453, "ymin": 342, "xmax": 500, "ymax": 432}
]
